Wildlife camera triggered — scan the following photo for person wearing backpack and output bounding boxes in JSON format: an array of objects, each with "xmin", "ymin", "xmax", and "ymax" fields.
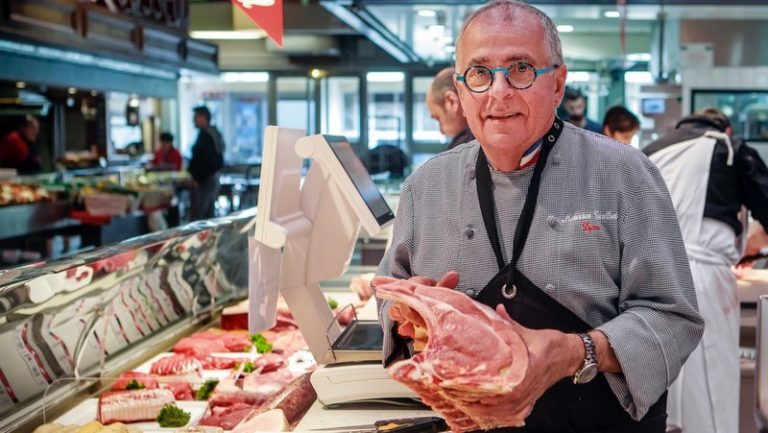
[{"xmin": 188, "ymin": 105, "xmax": 225, "ymax": 221}]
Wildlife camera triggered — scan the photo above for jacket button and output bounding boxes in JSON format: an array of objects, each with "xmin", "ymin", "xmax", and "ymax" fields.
[
  {"xmin": 552, "ymin": 155, "xmax": 562, "ymax": 165},
  {"xmin": 545, "ymin": 283, "xmax": 555, "ymax": 291},
  {"xmin": 547, "ymin": 215, "xmax": 558, "ymax": 227},
  {"xmin": 464, "ymin": 228, "xmax": 475, "ymax": 239},
  {"xmin": 469, "ymin": 169, "xmax": 476, "ymax": 180}
]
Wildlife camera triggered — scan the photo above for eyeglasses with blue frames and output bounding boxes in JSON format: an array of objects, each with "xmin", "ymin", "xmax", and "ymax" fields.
[{"xmin": 456, "ymin": 62, "xmax": 560, "ymax": 93}]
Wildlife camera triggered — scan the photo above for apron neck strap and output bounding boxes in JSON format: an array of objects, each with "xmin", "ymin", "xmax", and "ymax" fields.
[{"xmin": 475, "ymin": 118, "xmax": 564, "ymax": 274}]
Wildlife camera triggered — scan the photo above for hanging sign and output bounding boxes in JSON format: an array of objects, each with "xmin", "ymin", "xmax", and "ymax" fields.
[{"xmin": 232, "ymin": 0, "xmax": 284, "ymax": 48}]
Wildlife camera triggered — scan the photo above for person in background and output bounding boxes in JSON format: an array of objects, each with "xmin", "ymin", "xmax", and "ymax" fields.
[
  {"xmin": 376, "ymin": 1, "xmax": 702, "ymax": 431},
  {"xmin": 644, "ymin": 107, "xmax": 768, "ymax": 433},
  {"xmin": 0, "ymin": 115, "xmax": 42, "ymax": 173},
  {"xmin": 151, "ymin": 132, "xmax": 182, "ymax": 171},
  {"xmin": 602, "ymin": 106, "xmax": 640, "ymax": 145},
  {"xmin": 188, "ymin": 106, "xmax": 225, "ymax": 221},
  {"xmin": 562, "ymin": 87, "xmax": 602, "ymax": 133},
  {"xmin": 426, "ymin": 67, "xmax": 475, "ymax": 151}
]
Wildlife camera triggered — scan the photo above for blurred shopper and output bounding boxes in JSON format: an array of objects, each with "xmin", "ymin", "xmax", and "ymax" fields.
[
  {"xmin": 426, "ymin": 67, "xmax": 474, "ymax": 151},
  {"xmin": 602, "ymin": 106, "xmax": 640, "ymax": 145},
  {"xmin": 150, "ymin": 132, "xmax": 182, "ymax": 171},
  {"xmin": 0, "ymin": 115, "xmax": 42, "ymax": 173},
  {"xmin": 644, "ymin": 108, "xmax": 768, "ymax": 433},
  {"xmin": 188, "ymin": 106, "xmax": 225, "ymax": 221},
  {"xmin": 562, "ymin": 87, "xmax": 602, "ymax": 133}
]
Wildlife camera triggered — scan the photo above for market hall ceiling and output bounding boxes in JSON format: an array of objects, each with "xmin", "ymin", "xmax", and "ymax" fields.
[{"xmin": 188, "ymin": 0, "xmax": 768, "ymax": 70}]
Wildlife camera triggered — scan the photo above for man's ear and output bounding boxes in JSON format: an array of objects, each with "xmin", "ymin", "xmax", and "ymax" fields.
[
  {"xmin": 443, "ymin": 90, "xmax": 462, "ymax": 114},
  {"xmin": 554, "ymin": 64, "xmax": 568, "ymax": 104}
]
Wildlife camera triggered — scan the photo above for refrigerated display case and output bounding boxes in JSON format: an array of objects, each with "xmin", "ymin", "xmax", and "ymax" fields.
[{"xmin": 0, "ymin": 209, "xmax": 253, "ymax": 433}]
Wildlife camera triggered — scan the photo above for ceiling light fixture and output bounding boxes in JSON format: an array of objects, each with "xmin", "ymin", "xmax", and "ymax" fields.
[
  {"xmin": 428, "ymin": 24, "xmax": 445, "ymax": 37},
  {"xmin": 604, "ymin": 11, "xmax": 620, "ymax": 18},
  {"xmin": 190, "ymin": 30, "xmax": 265, "ymax": 40},
  {"xmin": 557, "ymin": 25, "xmax": 574, "ymax": 33},
  {"xmin": 68, "ymin": 87, "xmax": 77, "ymax": 94},
  {"xmin": 220, "ymin": 72, "xmax": 269, "ymax": 83},
  {"xmin": 367, "ymin": 72, "xmax": 405, "ymax": 83},
  {"xmin": 15, "ymin": 81, "xmax": 25, "ymax": 89},
  {"xmin": 418, "ymin": 10, "xmax": 437, "ymax": 18},
  {"xmin": 626, "ymin": 53, "xmax": 652, "ymax": 62}
]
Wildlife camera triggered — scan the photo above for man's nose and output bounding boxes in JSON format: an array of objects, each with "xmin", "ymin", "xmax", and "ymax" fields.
[{"xmin": 488, "ymin": 71, "xmax": 514, "ymax": 97}]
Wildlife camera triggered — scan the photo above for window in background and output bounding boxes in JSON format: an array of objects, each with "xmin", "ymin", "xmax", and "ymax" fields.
[
  {"xmin": 412, "ymin": 76, "xmax": 443, "ymax": 144},
  {"xmin": 321, "ymin": 77, "xmax": 360, "ymax": 143},
  {"xmin": 367, "ymin": 72, "xmax": 405, "ymax": 150},
  {"xmin": 277, "ymin": 77, "xmax": 315, "ymax": 134},
  {"xmin": 178, "ymin": 73, "xmax": 268, "ymax": 164}
]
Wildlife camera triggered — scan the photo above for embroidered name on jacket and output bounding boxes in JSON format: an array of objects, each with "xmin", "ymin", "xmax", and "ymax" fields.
[{"xmin": 557, "ymin": 211, "xmax": 618, "ymax": 224}]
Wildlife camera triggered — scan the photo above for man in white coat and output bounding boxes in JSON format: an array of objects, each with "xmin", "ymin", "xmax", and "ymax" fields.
[{"xmin": 644, "ymin": 108, "xmax": 768, "ymax": 433}]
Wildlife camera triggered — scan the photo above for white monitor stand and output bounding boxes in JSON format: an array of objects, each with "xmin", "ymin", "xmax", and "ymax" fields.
[{"xmin": 252, "ymin": 126, "xmax": 415, "ymax": 405}]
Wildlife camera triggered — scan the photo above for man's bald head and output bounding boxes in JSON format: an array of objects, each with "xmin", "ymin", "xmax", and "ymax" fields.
[{"xmin": 455, "ymin": 0, "xmax": 563, "ymax": 67}]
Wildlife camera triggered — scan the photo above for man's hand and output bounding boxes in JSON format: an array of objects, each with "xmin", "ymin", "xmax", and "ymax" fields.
[
  {"xmin": 741, "ymin": 222, "xmax": 768, "ymax": 268},
  {"xmin": 489, "ymin": 305, "xmax": 584, "ymax": 417},
  {"xmin": 373, "ymin": 271, "xmax": 459, "ymax": 351}
]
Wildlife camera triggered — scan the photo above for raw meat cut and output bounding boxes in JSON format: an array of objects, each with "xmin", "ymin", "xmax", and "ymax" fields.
[
  {"xmin": 97, "ymin": 389, "xmax": 175, "ymax": 424},
  {"xmin": 173, "ymin": 337, "xmax": 228, "ymax": 356},
  {"xmin": 209, "ymin": 369, "xmax": 294, "ymax": 407},
  {"xmin": 160, "ymin": 381, "xmax": 195, "ymax": 400},
  {"xmin": 266, "ymin": 329, "xmax": 307, "ymax": 356},
  {"xmin": 196, "ymin": 355, "xmax": 246, "ymax": 370},
  {"xmin": 375, "ymin": 280, "xmax": 530, "ymax": 432},
  {"xmin": 232, "ymin": 408, "xmax": 288, "ymax": 433},
  {"xmin": 149, "ymin": 354, "xmax": 203, "ymax": 376},
  {"xmin": 173, "ymin": 331, "xmax": 251, "ymax": 355},
  {"xmin": 198, "ymin": 403, "xmax": 257, "ymax": 430},
  {"xmin": 258, "ymin": 373, "xmax": 317, "ymax": 424},
  {"xmin": 252, "ymin": 353, "xmax": 285, "ymax": 373},
  {"xmin": 111, "ymin": 372, "xmax": 158, "ymax": 390}
]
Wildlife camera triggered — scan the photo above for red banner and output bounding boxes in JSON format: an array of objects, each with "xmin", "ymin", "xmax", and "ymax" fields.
[{"xmin": 231, "ymin": 0, "xmax": 283, "ymax": 48}]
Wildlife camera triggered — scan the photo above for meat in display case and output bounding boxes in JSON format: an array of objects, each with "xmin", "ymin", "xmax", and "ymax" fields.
[{"xmin": 0, "ymin": 209, "xmax": 257, "ymax": 433}]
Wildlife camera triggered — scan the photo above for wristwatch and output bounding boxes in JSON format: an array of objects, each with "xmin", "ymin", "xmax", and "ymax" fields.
[{"xmin": 573, "ymin": 332, "xmax": 599, "ymax": 384}]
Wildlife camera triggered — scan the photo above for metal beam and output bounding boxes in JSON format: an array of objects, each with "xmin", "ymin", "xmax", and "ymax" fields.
[{"xmin": 320, "ymin": 0, "xmax": 421, "ymax": 64}]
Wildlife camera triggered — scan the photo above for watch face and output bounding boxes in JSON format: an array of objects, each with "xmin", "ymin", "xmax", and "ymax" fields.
[{"xmin": 577, "ymin": 363, "xmax": 599, "ymax": 384}]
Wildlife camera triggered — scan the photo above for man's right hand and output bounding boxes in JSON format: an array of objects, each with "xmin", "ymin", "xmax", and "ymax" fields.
[{"xmin": 372, "ymin": 271, "xmax": 459, "ymax": 351}]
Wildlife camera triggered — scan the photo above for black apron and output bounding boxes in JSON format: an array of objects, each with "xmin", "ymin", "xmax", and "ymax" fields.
[{"xmin": 473, "ymin": 118, "xmax": 667, "ymax": 433}]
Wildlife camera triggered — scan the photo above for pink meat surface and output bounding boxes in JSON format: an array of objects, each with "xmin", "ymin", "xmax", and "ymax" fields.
[
  {"xmin": 160, "ymin": 381, "xmax": 195, "ymax": 400},
  {"xmin": 266, "ymin": 329, "xmax": 307, "ymax": 356},
  {"xmin": 111, "ymin": 371, "xmax": 158, "ymax": 391},
  {"xmin": 150, "ymin": 354, "xmax": 203, "ymax": 376},
  {"xmin": 253, "ymin": 353, "xmax": 285, "ymax": 373},
  {"xmin": 209, "ymin": 369, "xmax": 294, "ymax": 408},
  {"xmin": 375, "ymin": 281, "xmax": 530, "ymax": 432},
  {"xmin": 173, "ymin": 337, "xmax": 229, "ymax": 356},
  {"xmin": 198, "ymin": 402, "xmax": 257, "ymax": 430},
  {"xmin": 97, "ymin": 388, "xmax": 175, "ymax": 424},
  {"xmin": 197, "ymin": 355, "xmax": 246, "ymax": 370}
]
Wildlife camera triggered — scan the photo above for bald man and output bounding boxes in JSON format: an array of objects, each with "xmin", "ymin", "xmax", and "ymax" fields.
[{"xmin": 426, "ymin": 67, "xmax": 475, "ymax": 151}]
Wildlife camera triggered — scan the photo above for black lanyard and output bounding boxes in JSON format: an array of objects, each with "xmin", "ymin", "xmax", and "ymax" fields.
[{"xmin": 475, "ymin": 118, "xmax": 564, "ymax": 284}]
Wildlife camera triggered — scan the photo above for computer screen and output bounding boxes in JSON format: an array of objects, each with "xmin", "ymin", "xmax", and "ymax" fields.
[{"xmin": 324, "ymin": 135, "xmax": 395, "ymax": 227}]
